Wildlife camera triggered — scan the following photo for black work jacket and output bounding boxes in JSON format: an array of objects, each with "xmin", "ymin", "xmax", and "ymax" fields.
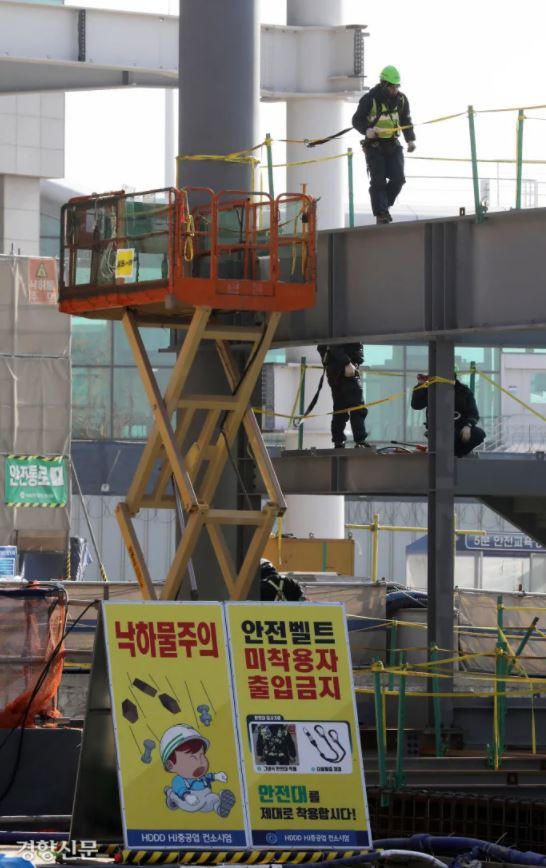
[
  {"xmin": 318, "ymin": 343, "xmax": 364, "ymax": 388},
  {"xmin": 352, "ymin": 83, "xmax": 416, "ymax": 143},
  {"xmin": 411, "ymin": 379, "xmax": 480, "ymax": 429}
]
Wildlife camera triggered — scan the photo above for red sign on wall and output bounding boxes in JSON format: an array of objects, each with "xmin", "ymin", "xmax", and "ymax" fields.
[{"xmin": 28, "ymin": 258, "xmax": 58, "ymax": 305}]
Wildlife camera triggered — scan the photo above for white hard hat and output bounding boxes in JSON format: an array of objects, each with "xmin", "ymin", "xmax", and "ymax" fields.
[{"xmin": 160, "ymin": 724, "xmax": 209, "ymax": 766}]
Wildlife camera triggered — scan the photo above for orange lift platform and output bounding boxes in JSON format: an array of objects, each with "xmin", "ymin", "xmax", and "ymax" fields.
[{"xmin": 59, "ymin": 186, "xmax": 317, "ymax": 601}]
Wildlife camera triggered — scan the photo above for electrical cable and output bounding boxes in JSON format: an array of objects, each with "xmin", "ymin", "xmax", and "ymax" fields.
[{"xmin": 0, "ymin": 599, "xmax": 99, "ymax": 806}]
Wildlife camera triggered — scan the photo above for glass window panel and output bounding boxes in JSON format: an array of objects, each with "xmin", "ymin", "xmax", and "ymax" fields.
[
  {"xmin": 72, "ymin": 367, "xmax": 111, "ymax": 439},
  {"xmin": 113, "ymin": 368, "xmax": 171, "ymax": 439},
  {"xmin": 364, "ymin": 345, "xmax": 404, "ymax": 370},
  {"xmin": 406, "ymin": 345, "xmax": 428, "ymax": 371},
  {"xmin": 363, "ymin": 373, "xmax": 404, "ymax": 442},
  {"xmin": 72, "ymin": 318, "xmax": 111, "ymax": 365},
  {"xmin": 455, "ymin": 346, "xmax": 499, "ymax": 371},
  {"xmin": 530, "ymin": 372, "xmax": 546, "ymax": 404},
  {"xmin": 113, "ymin": 322, "xmax": 173, "ymax": 366}
]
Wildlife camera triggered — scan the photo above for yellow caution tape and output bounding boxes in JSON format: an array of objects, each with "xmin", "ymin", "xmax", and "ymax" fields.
[
  {"xmin": 479, "ymin": 371, "xmax": 546, "ymax": 422},
  {"xmin": 254, "ymin": 376, "xmax": 453, "ymax": 423},
  {"xmin": 270, "ymin": 152, "xmax": 350, "ymax": 169}
]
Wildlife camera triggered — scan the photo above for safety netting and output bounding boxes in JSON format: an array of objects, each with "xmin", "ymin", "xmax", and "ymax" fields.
[{"xmin": 0, "ymin": 582, "xmax": 67, "ymax": 728}]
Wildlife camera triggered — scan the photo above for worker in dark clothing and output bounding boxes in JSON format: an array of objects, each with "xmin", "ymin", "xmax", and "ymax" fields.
[
  {"xmin": 260, "ymin": 559, "xmax": 306, "ymax": 601},
  {"xmin": 411, "ymin": 373, "xmax": 486, "ymax": 457},
  {"xmin": 352, "ymin": 65, "xmax": 416, "ymax": 224},
  {"xmin": 318, "ymin": 343, "xmax": 368, "ymax": 449}
]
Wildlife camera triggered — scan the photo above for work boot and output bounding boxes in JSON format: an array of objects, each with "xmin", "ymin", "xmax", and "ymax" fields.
[
  {"xmin": 354, "ymin": 441, "xmax": 371, "ymax": 448},
  {"xmin": 217, "ymin": 789, "xmax": 236, "ymax": 818},
  {"xmin": 333, "ymin": 441, "xmax": 346, "ymax": 449},
  {"xmin": 376, "ymin": 211, "xmax": 392, "ymax": 225}
]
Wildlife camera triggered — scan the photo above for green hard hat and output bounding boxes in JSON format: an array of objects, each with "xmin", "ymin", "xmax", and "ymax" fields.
[{"xmin": 380, "ymin": 65, "xmax": 401, "ymax": 85}]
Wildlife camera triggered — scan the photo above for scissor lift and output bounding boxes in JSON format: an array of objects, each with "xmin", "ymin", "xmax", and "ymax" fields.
[{"xmin": 59, "ymin": 186, "xmax": 316, "ymax": 601}]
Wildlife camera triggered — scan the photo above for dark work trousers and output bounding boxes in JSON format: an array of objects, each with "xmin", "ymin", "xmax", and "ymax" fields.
[
  {"xmin": 364, "ymin": 140, "xmax": 406, "ymax": 216},
  {"xmin": 331, "ymin": 376, "xmax": 368, "ymax": 446},
  {"xmin": 454, "ymin": 425, "xmax": 486, "ymax": 457}
]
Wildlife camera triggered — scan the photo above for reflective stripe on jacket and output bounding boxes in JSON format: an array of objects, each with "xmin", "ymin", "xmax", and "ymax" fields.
[{"xmin": 369, "ymin": 98, "xmax": 399, "ymax": 139}]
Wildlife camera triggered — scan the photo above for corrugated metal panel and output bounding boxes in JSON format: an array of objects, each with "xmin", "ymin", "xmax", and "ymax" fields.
[{"xmin": 70, "ymin": 494, "xmax": 175, "ymax": 583}]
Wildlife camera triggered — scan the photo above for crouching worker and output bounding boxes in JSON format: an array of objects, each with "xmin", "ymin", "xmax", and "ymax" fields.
[
  {"xmin": 317, "ymin": 343, "xmax": 369, "ymax": 449},
  {"xmin": 411, "ymin": 373, "xmax": 486, "ymax": 457},
  {"xmin": 260, "ymin": 559, "xmax": 306, "ymax": 601}
]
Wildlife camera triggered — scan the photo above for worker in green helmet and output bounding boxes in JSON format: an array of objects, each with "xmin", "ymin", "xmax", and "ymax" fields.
[{"xmin": 352, "ymin": 65, "xmax": 416, "ymax": 224}]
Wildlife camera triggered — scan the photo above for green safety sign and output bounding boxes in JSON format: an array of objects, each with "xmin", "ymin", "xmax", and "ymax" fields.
[{"xmin": 4, "ymin": 455, "xmax": 68, "ymax": 508}]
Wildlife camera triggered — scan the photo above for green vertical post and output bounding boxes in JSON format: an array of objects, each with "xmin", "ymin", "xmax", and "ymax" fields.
[
  {"xmin": 321, "ymin": 542, "xmax": 328, "ymax": 572},
  {"xmin": 516, "ymin": 110, "xmax": 524, "ymax": 210},
  {"xmin": 496, "ymin": 595, "xmax": 507, "ymax": 761},
  {"xmin": 372, "ymin": 659, "xmax": 389, "ymax": 806},
  {"xmin": 395, "ymin": 650, "xmax": 407, "ymax": 789},
  {"xmin": 265, "ymin": 133, "xmax": 275, "ymax": 200},
  {"xmin": 347, "ymin": 148, "xmax": 355, "ymax": 228},
  {"xmin": 507, "ymin": 617, "xmax": 538, "ymax": 675},
  {"xmin": 468, "ymin": 105, "xmax": 485, "ymax": 224},
  {"xmin": 297, "ymin": 356, "xmax": 306, "ymax": 450},
  {"xmin": 388, "ymin": 621, "xmax": 398, "ymax": 692},
  {"xmin": 469, "ymin": 361, "xmax": 477, "ymax": 394},
  {"xmin": 430, "ymin": 644, "xmax": 444, "ymax": 757}
]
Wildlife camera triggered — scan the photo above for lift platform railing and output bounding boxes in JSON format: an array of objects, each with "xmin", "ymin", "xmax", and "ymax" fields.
[{"xmin": 59, "ymin": 186, "xmax": 316, "ymax": 315}]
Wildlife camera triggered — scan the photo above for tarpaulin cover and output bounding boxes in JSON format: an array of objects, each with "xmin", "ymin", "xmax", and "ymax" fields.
[
  {"xmin": 0, "ymin": 581, "xmax": 66, "ymax": 727},
  {"xmin": 457, "ymin": 588, "xmax": 546, "ymax": 675}
]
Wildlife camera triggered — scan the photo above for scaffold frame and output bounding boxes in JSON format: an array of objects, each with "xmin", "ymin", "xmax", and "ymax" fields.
[{"xmin": 114, "ymin": 306, "xmax": 286, "ymax": 601}]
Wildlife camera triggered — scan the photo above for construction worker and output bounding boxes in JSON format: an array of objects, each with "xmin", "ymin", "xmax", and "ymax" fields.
[
  {"xmin": 352, "ymin": 65, "xmax": 416, "ymax": 224},
  {"xmin": 411, "ymin": 373, "xmax": 486, "ymax": 457},
  {"xmin": 260, "ymin": 558, "xmax": 306, "ymax": 601},
  {"xmin": 317, "ymin": 343, "xmax": 369, "ymax": 449}
]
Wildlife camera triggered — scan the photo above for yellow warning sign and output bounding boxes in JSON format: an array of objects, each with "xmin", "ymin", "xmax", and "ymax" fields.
[{"xmin": 115, "ymin": 248, "xmax": 135, "ymax": 279}]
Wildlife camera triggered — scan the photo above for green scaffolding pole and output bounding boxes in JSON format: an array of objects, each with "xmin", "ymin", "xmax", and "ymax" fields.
[
  {"xmin": 347, "ymin": 148, "xmax": 355, "ymax": 228},
  {"xmin": 388, "ymin": 621, "xmax": 398, "ymax": 692},
  {"xmin": 372, "ymin": 659, "xmax": 389, "ymax": 806},
  {"xmin": 298, "ymin": 356, "xmax": 306, "ymax": 450},
  {"xmin": 516, "ymin": 110, "xmax": 525, "ymax": 209},
  {"xmin": 265, "ymin": 132, "xmax": 274, "ymax": 200},
  {"xmin": 468, "ymin": 105, "xmax": 485, "ymax": 224},
  {"xmin": 395, "ymin": 650, "xmax": 407, "ymax": 789},
  {"xmin": 496, "ymin": 595, "xmax": 507, "ymax": 766}
]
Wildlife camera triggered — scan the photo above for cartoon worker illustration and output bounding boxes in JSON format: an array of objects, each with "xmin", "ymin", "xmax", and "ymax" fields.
[{"xmin": 160, "ymin": 724, "xmax": 236, "ymax": 817}]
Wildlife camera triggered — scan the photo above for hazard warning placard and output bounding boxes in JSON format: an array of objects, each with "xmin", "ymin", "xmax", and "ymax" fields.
[{"xmin": 27, "ymin": 258, "xmax": 58, "ymax": 305}]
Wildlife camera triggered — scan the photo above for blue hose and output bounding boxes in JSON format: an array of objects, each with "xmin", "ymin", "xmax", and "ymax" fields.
[{"xmin": 373, "ymin": 835, "xmax": 546, "ymax": 865}]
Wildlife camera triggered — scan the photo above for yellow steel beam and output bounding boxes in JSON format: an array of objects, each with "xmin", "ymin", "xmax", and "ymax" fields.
[
  {"xmin": 216, "ymin": 339, "xmax": 286, "ymax": 510},
  {"xmin": 199, "ymin": 312, "xmax": 281, "ymax": 505},
  {"xmin": 126, "ymin": 306, "xmax": 211, "ymax": 513},
  {"xmin": 122, "ymin": 310, "xmax": 199, "ymax": 514},
  {"xmin": 115, "ymin": 502, "xmax": 157, "ymax": 600}
]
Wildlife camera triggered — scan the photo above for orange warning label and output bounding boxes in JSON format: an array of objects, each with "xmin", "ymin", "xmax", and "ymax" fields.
[{"xmin": 28, "ymin": 258, "xmax": 58, "ymax": 305}]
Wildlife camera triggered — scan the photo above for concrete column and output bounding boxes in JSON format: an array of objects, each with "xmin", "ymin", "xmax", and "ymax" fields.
[
  {"xmin": 283, "ymin": 494, "xmax": 345, "ymax": 539},
  {"xmin": 177, "ymin": 1, "xmax": 260, "ymax": 600},
  {"xmin": 286, "ymin": 0, "xmax": 346, "ymax": 230},
  {"xmin": 427, "ymin": 339, "xmax": 455, "ymax": 724},
  {"xmin": 179, "ymin": 0, "xmax": 259, "ymax": 190},
  {"xmin": 164, "ymin": 89, "xmax": 176, "ymax": 187},
  {"xmin": 0, "ymin": 176, "xmax": 41, "ymax": 255}
]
